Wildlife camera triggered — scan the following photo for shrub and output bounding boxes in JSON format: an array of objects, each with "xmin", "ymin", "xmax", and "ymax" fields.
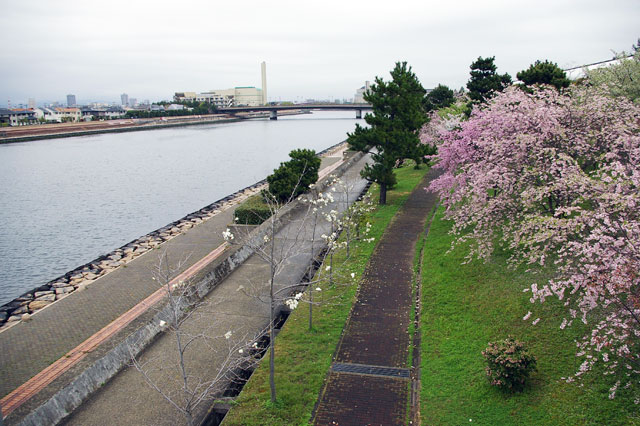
[
  {"xmin": 482, "ymin": 336, "xmax": 537, "ymax": 392},
  {"xmin": 266, "ymin": 148, "xmax": 321, "ymax": 203},
  {"xmin": 234, "ymin": 194, "xmax": 272, "ymax": 225}
]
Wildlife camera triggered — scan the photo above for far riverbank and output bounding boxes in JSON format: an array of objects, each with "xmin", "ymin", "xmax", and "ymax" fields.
[{"xmin": 0, "ymin": 110, "xmax": 309, "ymax": 144}]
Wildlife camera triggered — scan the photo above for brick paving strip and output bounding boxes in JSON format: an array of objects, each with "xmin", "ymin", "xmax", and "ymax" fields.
[
  {"xmin": 313, "ymin": 168, "xmax": 440, "ymax": 426},
  {"xmin": 0, "ymin": 243, "xmax": 229, "ymax": 418},
  {"xmin": 0, "ymin": 150, "xmax": 349, "ymax": 421}
]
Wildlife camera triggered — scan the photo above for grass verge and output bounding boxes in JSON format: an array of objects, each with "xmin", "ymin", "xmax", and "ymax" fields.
[
  {"xmin": 419, "ymin": 208, "xmax": 638, "ymax": 425},
  {"xmin": 222, "ymin": 163, "xmax": 430, "ymax": 425}
]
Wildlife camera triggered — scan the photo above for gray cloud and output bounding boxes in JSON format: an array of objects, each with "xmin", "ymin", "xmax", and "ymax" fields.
[{"xmin": 1, "ymin": 0, "xmax": 638, "ymax": 105}]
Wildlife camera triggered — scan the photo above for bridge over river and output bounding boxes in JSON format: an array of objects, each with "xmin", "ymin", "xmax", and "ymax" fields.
[{"xmin": 218, "ymin": 103, "xmax": 373, "ymax": 120}]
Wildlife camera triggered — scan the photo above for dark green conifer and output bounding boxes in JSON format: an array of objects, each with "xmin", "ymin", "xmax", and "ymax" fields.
[
  {"xmin": 517, "ymin": 60, "xmax": 570, "ymax": 91},
  {"xmin": 467, "ymin": 56, "xmax": 512, "ymax": 104},
  {"xmin": 424, "ymin": 84, "xmax": 455, "ymax": 112},
  {"xmin": 348, "ymin": 62, "xmax": 430, "ymax": 204}
]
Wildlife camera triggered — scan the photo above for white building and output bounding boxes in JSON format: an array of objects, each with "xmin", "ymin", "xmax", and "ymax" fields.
[
  {"xmin": 354, "ymin": 81, "xmax": 371, "ymax": 103},
  {"xmin": 166, "ymin": 104, "xmax": 185, "ymax": 111},
  {"xmin": 175, "ymin": 86, "xmax": 264, "ymax": 107},
  {"xmin": 42, "ymin": 107, "xmax": 81, "ymax": 123},
  {"xmin": 31, "ymin": 108, "xmax": 45, "ymax": 120},
  {"xmin": 0, "ymin": 108, "xmax": 37, "ymax": 126},
  {"xmin": 194, "ymin": 92, "xmax": 234, "ymax": 108}
]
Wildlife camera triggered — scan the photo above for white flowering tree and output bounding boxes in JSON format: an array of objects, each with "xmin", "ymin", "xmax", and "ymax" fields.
[
  {"xmin": 223, "ymin": 186, "xmax": 320, "ymax": 404},
  {"xmin": 129, "ymin": 252, "xmax": 255, "ymax": 426},
  {"xmin": 301, "ymin": 183, "xmax": 375, "ymax": 331},
  {"xmin": 223, "ymin": 172, "xmax": 374, "ymax": 402}
]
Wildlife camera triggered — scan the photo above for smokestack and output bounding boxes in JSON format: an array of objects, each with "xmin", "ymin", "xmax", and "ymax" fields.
[{"xmin": 261, "ymin": 61, "xmax": 268, "ymax": 105}]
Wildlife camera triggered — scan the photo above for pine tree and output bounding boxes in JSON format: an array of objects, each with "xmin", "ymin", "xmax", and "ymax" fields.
[
  {"xmin": 424, "ymin": 84, "xmax": 455, "ymax": 112},
  {"xmin": 348, "ymin": 62, "xmax": 429, "ymax": 204},
  {"xmin": 517, "ymin": 60, "xmax": 570, "ymax": 91},
  {"xmin": 467, "ymin": 56, "xmax": 512, "ymax": 104}
]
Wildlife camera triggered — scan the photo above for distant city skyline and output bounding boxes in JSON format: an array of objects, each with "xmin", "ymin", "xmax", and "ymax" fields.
[{"xmin": 1, "ymin": 0, "xmax": 638, "ymax": 107}]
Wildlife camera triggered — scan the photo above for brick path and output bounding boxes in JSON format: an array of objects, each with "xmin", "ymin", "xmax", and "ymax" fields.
[{"xmin": 313, "ymin": 168, "xmax": 440, "ymax": 425}]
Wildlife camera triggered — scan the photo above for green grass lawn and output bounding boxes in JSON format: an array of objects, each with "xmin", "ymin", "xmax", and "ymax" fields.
[
  {"xmin": 419, "ymin": 209, "xmax": 639, "ymax": 425},
  {"xmin": 222, "ymin": 163, "xmax": 430, "ymax": 425}
]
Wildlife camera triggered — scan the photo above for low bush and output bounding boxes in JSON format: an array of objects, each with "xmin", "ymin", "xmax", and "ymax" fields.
[
  {"xmin": 482, "ymin": 336, "xmax": 537, "ymax": 392},
  {"xmin": 234, "ymin": 195, "xmax": 272, "ymax": 225},
  {"xmin": 266, "ymin": 149, "xmax": 321, "ymax": 203}
]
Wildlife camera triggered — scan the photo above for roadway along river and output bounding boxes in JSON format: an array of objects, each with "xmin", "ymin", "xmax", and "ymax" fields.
[{"xmin": 0, "ymin": 110, "xmax": 361, "ymax": 306}]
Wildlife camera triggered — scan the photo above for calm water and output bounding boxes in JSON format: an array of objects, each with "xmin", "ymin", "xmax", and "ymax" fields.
[{"xmin": 0, "ymin": 111, "xmax": 360, "ymax": 305}]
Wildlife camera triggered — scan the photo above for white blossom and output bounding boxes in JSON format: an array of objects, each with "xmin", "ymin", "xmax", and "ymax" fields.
[
  {"xmin": 159, "ymin": 320, "xmax": 167, "ymax": 328},
  {"xmin": 222, "ymin": 228, "xmax": 234, "ymax": 241},
  {"xmin": 224, "ymin": 331, "xmax": 232, "ymax": 340},
  {"xmin": 285, "ymin": 298, "xmax": 299, "ymax": 310}
]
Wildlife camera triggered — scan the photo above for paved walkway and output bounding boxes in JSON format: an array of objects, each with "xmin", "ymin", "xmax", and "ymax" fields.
[
  {"xmin": 59, "ymin": 154, "xmax": 370, "ymax": 426},
  {"xmin": 0, "ymin": 149, "xmax": 350, "ymax": 423},
  {"xmin": 313, "ymin": 168, "xmax": 440, "ymax": 426}
]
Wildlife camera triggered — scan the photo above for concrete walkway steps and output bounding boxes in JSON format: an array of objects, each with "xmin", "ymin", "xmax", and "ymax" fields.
[{"xmin": 313, "ymin": 168, "xmax": 440, "ymax": 426}]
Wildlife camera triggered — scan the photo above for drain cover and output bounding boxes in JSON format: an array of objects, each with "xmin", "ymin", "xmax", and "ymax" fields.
[{"xmin": 331, "ymin": 362, "xmax": 410, "ymax": 379}]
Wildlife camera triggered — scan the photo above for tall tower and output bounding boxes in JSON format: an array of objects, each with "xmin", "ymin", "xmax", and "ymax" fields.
[
  {"xmin": 261, "ymin": 61, "xmax": 268, "ymax": 105},
  {"xmin": 67, "ymin": 94, "xmax": 76, "ymax": 107}
]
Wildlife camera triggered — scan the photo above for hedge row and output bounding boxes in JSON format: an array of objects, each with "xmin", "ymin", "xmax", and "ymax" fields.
[{"xmin": 234, "ymin": 195, "xmax": 272, "ymax": 225}]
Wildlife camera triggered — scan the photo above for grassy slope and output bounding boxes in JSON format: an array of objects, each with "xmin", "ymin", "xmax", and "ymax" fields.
[
  {"xmin": 420, "ymin": 209, "xmax": 638, "ymax": 425},
  {"xmin": 222, "ymin": 164, "xmax": 430, "ymax": 425}
]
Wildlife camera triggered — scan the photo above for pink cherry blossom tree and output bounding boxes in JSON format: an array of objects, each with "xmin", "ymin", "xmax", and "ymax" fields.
[{"xmin": 428, "ymin": 85, "xmax": 640, "ymax": 401}]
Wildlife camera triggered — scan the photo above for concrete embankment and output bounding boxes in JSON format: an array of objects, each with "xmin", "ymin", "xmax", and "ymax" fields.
[{"xmin": 0, "ymin": 142, "xmax": 364, "ymax": 426}]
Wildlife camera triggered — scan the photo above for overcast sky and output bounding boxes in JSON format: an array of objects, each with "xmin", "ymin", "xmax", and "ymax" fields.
[{"xmin": 1, "ymin": 0, "xmax": 638, "ymax": 106}]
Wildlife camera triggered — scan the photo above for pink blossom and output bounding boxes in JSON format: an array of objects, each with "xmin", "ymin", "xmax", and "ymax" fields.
[{"xmin": 428, "ymin": 85, "xmax": 640, "ymax": 400}]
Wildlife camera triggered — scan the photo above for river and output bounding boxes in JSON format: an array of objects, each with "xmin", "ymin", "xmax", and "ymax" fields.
[{"xmin": 0, "ymin": 110, "xmax": 360, "ymax": 305}]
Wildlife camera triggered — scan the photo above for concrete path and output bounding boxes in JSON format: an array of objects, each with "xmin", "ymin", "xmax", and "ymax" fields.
[
  {"xmin": 0, "ymin": 148, "xmax": 350, "ymax": 424},
  {"xmin": 59, "ymin": 154, "xmax": 371, "ymax": 426},
  {"xmin": 313, "ymin": 168, "xmax": 440, "ymax": 426}
]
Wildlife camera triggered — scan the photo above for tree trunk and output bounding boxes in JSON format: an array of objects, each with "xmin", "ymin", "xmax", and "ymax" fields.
[
  {"xmin": 269, "ymin": 298, "xmax": 276, "ymax": 403},
  {"xmin": 269, "ymin": 225, "xmax": 277, "ymax": 403},
  {"xmin": 379, "ymin": 182, "xmax": 387, "ymax": 205},
  {"xmin": 309, "ymin": 289, "xmax": 313, "ymax": 331}
]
